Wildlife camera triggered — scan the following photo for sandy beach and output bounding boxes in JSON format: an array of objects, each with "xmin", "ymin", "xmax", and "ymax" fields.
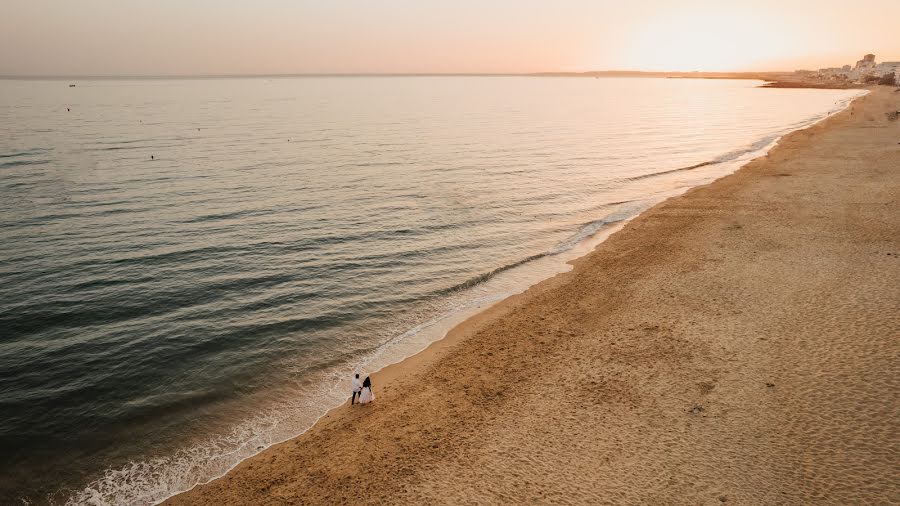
[{"xmin": 165, "ymin": 87, "xmax": 899, "ymax": 505}]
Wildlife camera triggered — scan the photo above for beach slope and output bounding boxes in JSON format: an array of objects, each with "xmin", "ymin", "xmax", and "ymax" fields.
[{"xmin": 166, "ymin": 87, "xmax": 899, "ymax": 505}]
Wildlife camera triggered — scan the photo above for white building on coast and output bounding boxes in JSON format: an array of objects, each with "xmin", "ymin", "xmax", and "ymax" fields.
[
  {"xmin": 849, "ymin": 54, "xmax": 877, "ymax": 80},
  {"xmin": 801, "ymin": 54, "xmax": 899, "ymax": 82},
  {"xmin": 874, "ymin": 61, "xmax": 900, "ymax": 80},
  {"xmin": 818, "ymin": 67, "xmax": 849, "ymax": 79}
]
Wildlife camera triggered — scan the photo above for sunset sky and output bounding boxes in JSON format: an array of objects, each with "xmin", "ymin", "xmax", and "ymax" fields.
[{"xmin": 1, "ymin": 0, "xmax": 898, "ymax": 76}]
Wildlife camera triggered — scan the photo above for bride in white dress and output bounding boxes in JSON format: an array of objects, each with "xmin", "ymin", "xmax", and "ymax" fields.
[{"xmin": 359, "ymin": 376, "xmax": 375, "ymax": 405}]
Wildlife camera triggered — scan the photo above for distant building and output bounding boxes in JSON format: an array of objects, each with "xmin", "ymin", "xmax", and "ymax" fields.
[
  {"xmin": 797, "ymin": 54, "xmax": 898, "ymax": 83},
  {"xmin": 874, "ymin": 61, "xmax": 900, "ymax": 79},
  {"xmin": 818, "ymin": 67, "xmax": 849, "ymax": 79},
  {"xmin": 850, "ymin": 53, "xmax": 878, "ymax": 80}
]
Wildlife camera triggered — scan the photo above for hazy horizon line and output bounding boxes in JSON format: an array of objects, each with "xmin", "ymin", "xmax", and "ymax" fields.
[{"xmin": 0, "ymin": 70, "xmax": 794, "ymax": 81}]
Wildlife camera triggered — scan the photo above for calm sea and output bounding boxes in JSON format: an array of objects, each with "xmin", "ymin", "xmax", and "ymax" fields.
[{"xmin": 0, "ymin": 77, "xmax": 862, "ymax": 504}]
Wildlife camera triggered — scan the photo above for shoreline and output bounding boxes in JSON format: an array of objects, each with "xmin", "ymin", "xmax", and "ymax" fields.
[
  {"xmin": 759, "ymin": 80, "xmax": 867, "ymax": 89},
  {"xmin": 165, "ymin": 86, "xmax": 898, "ymax": 505}
]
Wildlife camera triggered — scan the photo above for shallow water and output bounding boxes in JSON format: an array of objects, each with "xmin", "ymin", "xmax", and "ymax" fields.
[{"xmin": 0, "ymin": 77, "xmax": 862, "ymax": 504}]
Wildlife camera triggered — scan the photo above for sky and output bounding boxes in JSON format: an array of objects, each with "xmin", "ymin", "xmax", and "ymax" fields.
[{"xmin": 1, "ymin": 0, "xmax": 898, "ymax": 76}]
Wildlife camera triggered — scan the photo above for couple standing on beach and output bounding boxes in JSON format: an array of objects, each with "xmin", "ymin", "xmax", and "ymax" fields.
[{"xmin": 351, "ymin": 373, "xmax": 375, "ymax": 405}]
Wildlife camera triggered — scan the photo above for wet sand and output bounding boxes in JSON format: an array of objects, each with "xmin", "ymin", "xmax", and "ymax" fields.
[{"xmin": 165, "ymin": 87, "xmax": 899, "ymax": 505}]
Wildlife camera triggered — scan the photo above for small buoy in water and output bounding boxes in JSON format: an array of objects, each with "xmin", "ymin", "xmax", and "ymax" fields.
[
  {"xmin": 151, "ymin": 155, "xmax": 154, "ymax": 160},
  {"xmin": 67, "ymin": 108, "xmax": 70, "ymax": 112}
]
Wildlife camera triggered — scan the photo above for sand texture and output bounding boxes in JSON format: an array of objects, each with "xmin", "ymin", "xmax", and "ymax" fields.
[{"xmin": 165, "ymin": 87, "xmax": 900, "ymax": 505}]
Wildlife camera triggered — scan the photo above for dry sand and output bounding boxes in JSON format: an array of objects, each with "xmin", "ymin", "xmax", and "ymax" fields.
[{"xmin": 166, "ymin": 87, "xmax": 900, "ymax": 505}]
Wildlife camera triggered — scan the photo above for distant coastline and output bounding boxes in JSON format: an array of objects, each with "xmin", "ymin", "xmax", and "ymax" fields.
[
  {"xmin": 0, "ymin": 71, "xmax": 863, "ymax": 89},
  {"xmin": 1, "ymin": 73, "xmax": 534, "ymax": 80},
  {"xmin": 0, "ymin": 70, "xmax": 816, "ymax": 80}
]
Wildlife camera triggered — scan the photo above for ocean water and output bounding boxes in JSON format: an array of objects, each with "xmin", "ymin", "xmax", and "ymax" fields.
[{"xmin": 0, "ymin": 77, "xmax": 862, "ymax": 504}]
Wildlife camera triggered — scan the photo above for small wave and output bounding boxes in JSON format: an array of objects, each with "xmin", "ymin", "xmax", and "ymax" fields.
[
  {"xmin": 180, "ymin": 209, "xmax": 272, "ymax": 224},
  {"xmin": 104, "ymin": 244, "xmax": 244, "ymax": 267},
  {"xmin": 285, "ymin": 137, "xmax": 331, "ymax": 143},
  {"xmin": 0, "ymin": 211, "xmax": 85, "ymax": 228},
  {"xmin": 0, "ymin": 159, "xmax": 51, "ymax": 169},
  {"xmin": 625, "ymin": 134, "xmax": 780, "ymax": 183},
  {"xmin": 1, "ymin": 272, "xmax": 297, "ymax": 341},
  {"xmin": 436, "ymin": 252, "xmax": 550, "ymax": 295},
  {"xmin": 91, "ymin": 142, "xmax": 186, "ymax": 153},
  {"xmin": 438, "ymin": 203, "xmax": 646, "ymax": 296},
  {"xmin": 548, "ymin": 205, "xmax": 647, "ymax": 255},
  {"xmin": 343, "ymin": 161, "xmax": 405, "ymax": 168},
  {"xmin": 0, "ymin": 148, "xmax": 50, "ymax": 159},
  {"xmin": 711, "ymin": 134, "xmax": 779, "ymax": 163},
  {"xmin": 625, "ymin": 161, "xmax": 712, "ymax": 181}
]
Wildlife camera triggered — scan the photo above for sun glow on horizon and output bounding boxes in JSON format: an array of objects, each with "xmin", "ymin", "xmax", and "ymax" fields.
[{"xmin": 617, "ymin": 10, "xmax": 800, "ymax": 72}]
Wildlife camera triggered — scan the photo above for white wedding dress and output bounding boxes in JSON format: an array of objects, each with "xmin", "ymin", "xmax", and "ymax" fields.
[{"xmin": 359, "ymin": 386, "xmax": 375, "ymax": 404}]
